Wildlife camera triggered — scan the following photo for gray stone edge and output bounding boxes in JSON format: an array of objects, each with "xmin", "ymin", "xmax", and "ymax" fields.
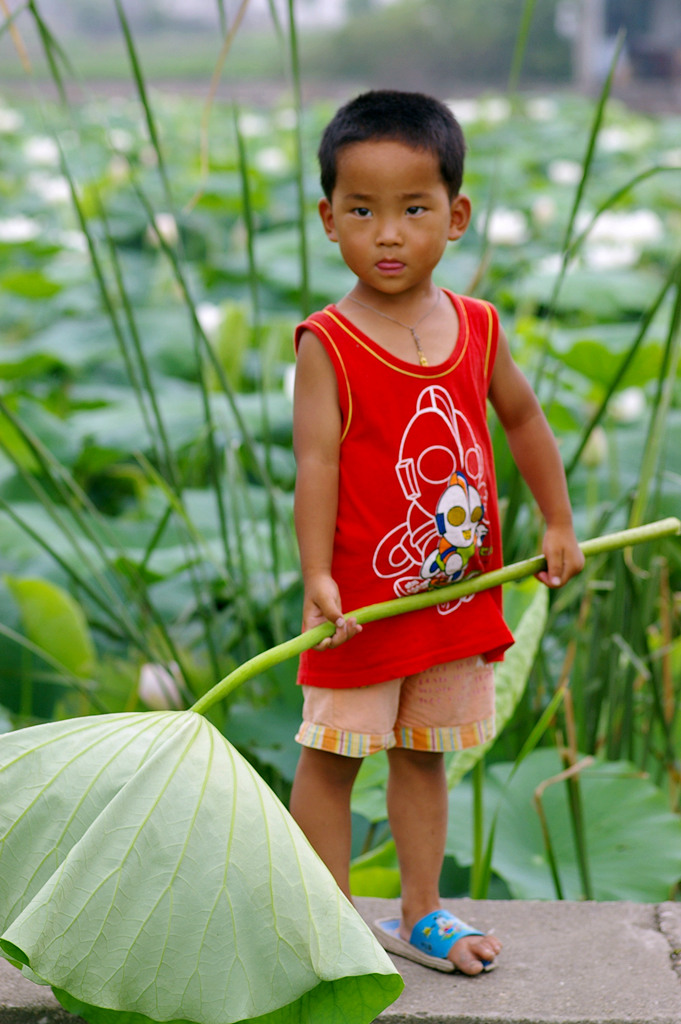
[{"xmin": 657, "ymin": 901, "xmax": 681, "ymax": 981}]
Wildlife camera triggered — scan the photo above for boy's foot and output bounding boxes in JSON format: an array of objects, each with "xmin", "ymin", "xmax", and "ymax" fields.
[
  {"xmin": 373, "ymin": 909, "xmax": 501, "ymax": 975},
  {"xmin": 427, "ymin": 926, "xmax": 501, "ymax": 975}
]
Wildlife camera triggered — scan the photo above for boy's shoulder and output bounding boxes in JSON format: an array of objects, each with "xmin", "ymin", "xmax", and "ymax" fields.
[{"xmin": 294, "ymin": 304, "xmax": 337, "ymax": 353}]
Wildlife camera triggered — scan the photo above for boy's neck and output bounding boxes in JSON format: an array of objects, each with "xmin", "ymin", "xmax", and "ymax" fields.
[
  {"xmin": 345, "ymin": 288, "xmax": 442, "ymax": 366},
  {"xmin": 347, "ymin": 280, "xmax": 439, "ymax": 317},
  {"xmin": 336, "ymin": 282, "xmax": 460, "ymax": 368}
]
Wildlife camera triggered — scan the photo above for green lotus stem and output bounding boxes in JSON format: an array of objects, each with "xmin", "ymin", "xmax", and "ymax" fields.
[{"xmin": 190, "ymin": 517, "xmax": 680, "ymax": 716}]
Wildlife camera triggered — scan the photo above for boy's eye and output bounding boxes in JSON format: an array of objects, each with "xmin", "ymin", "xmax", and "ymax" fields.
[
  {"xmin": 352, "ymin": 207, "xmax": 372, "ymax": 218},
  {"xmin": 406, "ymin": 205, "xmax": 425, "ymax": 215}
]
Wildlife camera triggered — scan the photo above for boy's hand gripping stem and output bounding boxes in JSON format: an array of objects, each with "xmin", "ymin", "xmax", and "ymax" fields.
[{"xmin": 190, "ymin": 517, "xmax": 680, "ymax": 715}]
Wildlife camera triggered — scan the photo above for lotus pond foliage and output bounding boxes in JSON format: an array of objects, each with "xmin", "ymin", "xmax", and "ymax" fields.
[{"xmin": 1, "ymin": 0, "xmax": 681, "ymax": 917}]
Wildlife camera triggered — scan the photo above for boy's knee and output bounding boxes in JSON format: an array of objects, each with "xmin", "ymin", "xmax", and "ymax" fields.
[
  {"xmin": 388, "ymin": 747, "xmax": 444, "ymax": 772},
  {"xmin": 298, "ymin": 745, "xmax": 363, "ymax": 785}
]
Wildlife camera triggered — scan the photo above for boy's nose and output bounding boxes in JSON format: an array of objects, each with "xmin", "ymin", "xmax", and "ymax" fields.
[{"xmin": 375, "ymin": 218, "xmax": 402, "ymax": 245}]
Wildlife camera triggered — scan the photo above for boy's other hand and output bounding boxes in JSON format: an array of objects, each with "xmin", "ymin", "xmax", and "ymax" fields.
[
  {"xmin": 537, "ymin": 523, "xmax": 585, "ymax": 588},
  {"xmin": 303, "ymin": 574, "xmax": 362, "ymax": 649}
]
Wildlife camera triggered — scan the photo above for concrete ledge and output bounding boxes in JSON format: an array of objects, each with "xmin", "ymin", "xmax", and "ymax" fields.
[
  {"xmin": 2, "ymin": 899, "xmax": 681, "ymax": 1024},
  {"xmin": 355, "ymin": 898, "xmax": 681, "ymax": 1024},
  {"xmin": 0, "ymin": 957, "xmax": 79, "ymax": 1024}
]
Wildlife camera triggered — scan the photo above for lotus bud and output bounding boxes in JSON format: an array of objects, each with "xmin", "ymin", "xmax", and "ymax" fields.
[
  {"xmin": 139, "ymin": 661, "xmax": 184, "ymax": 710},
  {"xmin": 581, "ymin": 426, "xmax": 608, "ymax": 467},
  {"xmin": 146, "ymin": 212, "xmax": 179, "ymax": 248},
  {"xmin": 532, "ymin": 195, "xmax": 557, "ymax": 226}
]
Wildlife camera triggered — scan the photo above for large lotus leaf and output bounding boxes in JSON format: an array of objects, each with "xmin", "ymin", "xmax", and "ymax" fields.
[
  {"xmin": 446, "ymin": 748, "xmax": 681, "ymax": 901},
  {"xmin": 0, "ymin": 712, "xmax": 403, "ymax": 1024}
]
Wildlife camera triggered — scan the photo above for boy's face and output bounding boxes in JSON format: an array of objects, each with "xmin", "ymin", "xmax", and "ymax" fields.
[{"xmin": 318, "ymin": 139, "xmax": 470, "ymax": 299}]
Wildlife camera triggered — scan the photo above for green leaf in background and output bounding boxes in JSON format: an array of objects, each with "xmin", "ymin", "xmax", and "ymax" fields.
[
  {"xmin": 349, "ymin": 838, "xmax": 401, "ymax": 899},
  {"xmin": 446, "ymin": 748, "xmax": 681, "ymax": 901},
  {"xmin": 0, "ymin": 397, "xmax": 81, "ymax": 469},
  {"xmin": 350, "ymin": 750, "xmax": 390, "ymax": 825},
  {"xmin": 0, "ymin": 712, "xmax": 403, "ymax": 1024},
  {"xmin": 520, "ymin": 267, "xmax": 662, "ymax": 319},
  {"xmin": 0, "ymin": 268, "xmax": 62, "ymax": 299},
  {"xmin": 6, "ymin": 576, "xmax": 96, "ymax": 678},
  {"xmin": 446, "ymin": 578, "xmax": 548, "ymax": 788}
]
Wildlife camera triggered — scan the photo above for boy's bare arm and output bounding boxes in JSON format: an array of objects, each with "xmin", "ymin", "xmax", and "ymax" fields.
[
  {"xmin": 488, "ymin": 327, "xmax": 584, "ymax": 587},
  {"xmin": 293, "ymin": 332, "xmax": 361, "ymax": 648}
]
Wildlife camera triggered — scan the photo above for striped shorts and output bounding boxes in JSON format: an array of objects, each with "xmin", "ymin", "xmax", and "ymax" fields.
[{"xmin": 295, "ymin": 655, "xmax": 495, "ymax": 758}]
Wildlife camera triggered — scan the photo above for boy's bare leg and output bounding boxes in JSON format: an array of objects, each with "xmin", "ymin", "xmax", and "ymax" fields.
[
  {"xmin": 290, "ymin": 745, "xmax": 362, "ymax": 900},
  {"xmin": 386, "ymin": 747, "xmax": 501, "ymax": 975}
]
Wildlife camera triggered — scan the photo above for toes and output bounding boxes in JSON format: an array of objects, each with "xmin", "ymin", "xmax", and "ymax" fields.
[
  {"xmin": 452, "ymin": 952, "xmax": 484, "ymax": 976},
  {"xmin": 449, "ymin": 934, "xmax": 500, "ymax": 975}
]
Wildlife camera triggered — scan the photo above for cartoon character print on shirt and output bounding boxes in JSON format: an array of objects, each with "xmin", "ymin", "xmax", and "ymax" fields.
[
  {"xmin": 372, "ymin": 384, "xmax": 492, "ymax": 614},
  {"xmin": 420, "ymin": 469, "xmax": 487, "ymax": 583}
]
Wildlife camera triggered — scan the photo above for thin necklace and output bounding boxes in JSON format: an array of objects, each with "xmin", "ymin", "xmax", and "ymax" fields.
[{"xmin": 346, "ymin": 289, "xmax": 441, "ymax": 366}]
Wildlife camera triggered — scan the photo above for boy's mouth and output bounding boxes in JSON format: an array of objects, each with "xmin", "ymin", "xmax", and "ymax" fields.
[{"xmin": 376, "ymin": 260, "xmax": 405, "ymax": 273}]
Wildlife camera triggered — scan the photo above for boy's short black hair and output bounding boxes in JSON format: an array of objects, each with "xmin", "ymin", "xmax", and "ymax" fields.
[{"xmin": 318, "ymin": 89, "xmax": 466, "ymax": 200}]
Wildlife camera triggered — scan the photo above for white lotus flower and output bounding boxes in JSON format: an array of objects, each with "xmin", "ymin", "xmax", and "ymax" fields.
[
  {"xmin": 447, "ymin": 98, "xmax": 480, "ymax": 124},
  {"xmin": 255, "ymin": 146, "xmax": 289, "ymax": 174},
  {"xmin": 146, "ymin": 211, "xmax": 179, "ymax": 247},
  {"xmin": 196, "ymin": 301, "xmax": 223, "ymax": 338},
  {"xmin": 526, "ymin": 97, "xmax": 559, "ymax": 122},
  {"xmin": 0, "ymin": 106, "xmax": 23, "ymax": 132},
  {"xmin": 479, "ymin": 97, "xmax": 511, "ymax": 123},
  {"xmin": 283, "ymin": 363, "xmax": 296, "ymax": 402},
  {"xmin": 662, "ymin": 148, "xmax": 681, "ymax": 168},
  {"xmin": 238, "ymin": 112, "xmax": 269, "ymax": 137},
  {"xmin": 599, "ymin": 123, "xmax": 652, "ymax": 153},
  {"xmin": 535, "ymin": 253, "xmax": 566, "ymax": 275},
  {"xmin": 548, "ymin": 159, "xmax": 582, "ymax": 186},
  {"xmin": 24, "ymin": 135, "xmax": 60, "ymax": 166},
  {"xmin": 275, "ymin": 107, "xmax": 297, "ymax": 130},
  {"xmin": 585, "ymin": 242, "xmax": 638, "ymax": 269},
  {"xmin": 107, "ymin": 127, "xmax": 134, "ymax": 152},
  {"xmin": 610, "ymin": 387, "xmax": 646, "ymax": 423},
  {"xmin": 598, "ymin": 127, "xmax": 631, "ymax": 153},
  {"xmin": 478, "ymin": 207, "xmax": 529, "ymax": 246},
  {"xmin": 581, "ymin": 210, "xmax": 664, "ymax": 248},
  {"xmin": 58, "ymin": 230, "xmax": 88, "ymax": 252},
  {"xmin": 625, "ymin": 210, "xmax": 665, "ymax": 245},
  {"xmin": 138, "ymin": 661, "xmax": 184, "ymax": 710},
  {"xmin": 29, "ymin": 173, "xmax": 71, "ymax": 204},
  {"xmin": 0, "ymin": 216, "xmax": 40, "ymax": 243}
]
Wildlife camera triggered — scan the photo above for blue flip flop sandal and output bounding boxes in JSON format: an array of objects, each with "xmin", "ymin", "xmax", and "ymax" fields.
[{"xmin": 372, "ymin": 910, "xmax": 495, "ymax": 974}]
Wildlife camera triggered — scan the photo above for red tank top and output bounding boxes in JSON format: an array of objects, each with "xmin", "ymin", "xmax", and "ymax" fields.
[{"xmin": 295, "ymin": 290, "xmax": 514, "ymax": 689}]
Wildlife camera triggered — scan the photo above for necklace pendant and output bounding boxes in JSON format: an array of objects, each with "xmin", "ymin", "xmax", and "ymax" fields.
[
  {"xmin": 412, "ymin": 331, "xmax": 428, "ymax": 366},
  {"xmin": 346, "ymin": 291, "xmax": 439, "ymax": 369}
]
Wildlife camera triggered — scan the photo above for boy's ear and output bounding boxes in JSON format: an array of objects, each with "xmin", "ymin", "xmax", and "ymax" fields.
[
  {"xmin": 448, "ymin": 194, "xmax": 472, "ymax": 241},
  {"xmin": 318, "ymin": 197, "xmax": 338, "ymax": 242}
]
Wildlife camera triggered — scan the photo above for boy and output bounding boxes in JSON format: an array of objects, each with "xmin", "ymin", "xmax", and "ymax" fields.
[{"xmin": 289, "ymin": 90, "xmax": 584, "ymax": 975}]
